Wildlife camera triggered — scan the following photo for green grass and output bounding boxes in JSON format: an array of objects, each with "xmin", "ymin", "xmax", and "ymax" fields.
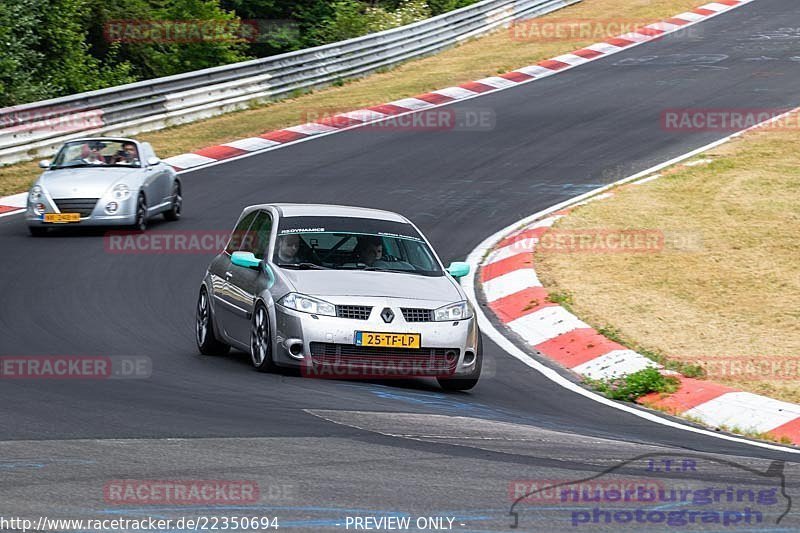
[{"xmin": 584, "ymin": 367, "xmax": 679, "ymax": 402}]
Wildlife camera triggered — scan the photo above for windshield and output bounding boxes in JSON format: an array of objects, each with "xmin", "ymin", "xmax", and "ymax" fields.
[
  {"xmin": 273, "ymin": 216, "xmax": 443, "ymax": 276},
  {"xmin": 50, "ymin": 140, "xmax": 141, "ymax": 169}
]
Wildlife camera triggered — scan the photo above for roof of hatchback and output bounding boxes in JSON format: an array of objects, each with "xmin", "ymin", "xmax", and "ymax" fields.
[{"xmin": 263, "ymin": 203, "xmax": 409, "ymax": 223}]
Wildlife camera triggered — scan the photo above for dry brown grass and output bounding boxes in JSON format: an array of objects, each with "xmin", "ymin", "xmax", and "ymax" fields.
[
  {"xmin": 535, "ymin": 118, "xmax": 800, "ymax": 403},
  {"xmin": 0, "ymin": 0, "xmax": 702, "ymax": 196}
]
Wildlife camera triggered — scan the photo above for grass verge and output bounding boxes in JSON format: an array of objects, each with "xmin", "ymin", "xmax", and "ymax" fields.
[
  {"xmin": 535, "ymin": 113, "xmax": 800, "ymax": 404},
  {"xmin": 0, "ymin": 0, "xmax": 703, "ymax": 196}
]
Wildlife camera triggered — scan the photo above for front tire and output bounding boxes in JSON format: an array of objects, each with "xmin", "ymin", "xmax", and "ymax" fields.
[
  {"xmin": 132, "ymin": 193, "xmax": 147, "ymax": 232},
  {"xmin": 437, "ymin": 334, "xmax": 482, "ymax": 392},
  {"xmin": 164, "ymin": 182, "xmax": 182, "ymax": 221},
  {"xmin": 196, "ymin": 286, "xmax": 230, "ymax": 356},
  {"xmin": 250, "ymin": 303, "xmax": 278, "ymax": 372}
]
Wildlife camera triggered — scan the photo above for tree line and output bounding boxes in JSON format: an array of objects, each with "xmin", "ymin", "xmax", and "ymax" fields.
[{"xmin": 0, "ymin": 0, "xmax": 477, "ymax": 107}]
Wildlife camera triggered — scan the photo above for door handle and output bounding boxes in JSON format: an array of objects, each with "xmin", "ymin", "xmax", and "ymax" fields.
[{"xmin": 225, "ymin": 271, "xmax": 233, "ymax": 279}]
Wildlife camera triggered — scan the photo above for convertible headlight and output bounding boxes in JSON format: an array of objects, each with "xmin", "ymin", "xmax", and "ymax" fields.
[
  {"xmin": 112, "ymin": 184, "xmax": 131, "ymax": 201},
  {"xmin": 279, "ymin": 293, "xmax": 336, "ymax": 317},
  {"xmin": 433, "ymin": 301, "xmax": 472, "ymax": 322},
  {"xmin": 29, "ymin": 185, "xmax": 42, "ymax": 202}
]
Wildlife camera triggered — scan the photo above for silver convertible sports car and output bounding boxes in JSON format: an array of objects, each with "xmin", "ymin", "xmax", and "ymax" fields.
[
  {"xmin": 26, "ymin": 138, "xmax": 181, "ymax": 235},
  {"xmin": 196, "ymin": 204, "xmax": 482, "ymax": 391}
]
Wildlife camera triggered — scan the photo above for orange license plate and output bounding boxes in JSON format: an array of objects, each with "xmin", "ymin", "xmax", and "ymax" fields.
[
  {"xmin": 355, "ymin": 331, "xmax": 421, "ymax": 349},
  {"xmin": 44, "ymin": 213, "xmax": 80, "ymax": 223}
]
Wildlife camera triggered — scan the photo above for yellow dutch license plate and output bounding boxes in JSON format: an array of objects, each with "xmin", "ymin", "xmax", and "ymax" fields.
[
  {"xmin": 44, "ymin": 213, "xmax": 81, "ymax": 223},
  {"xmin": 355, "ymin": 331, "xmax": 421, "ymax": 349}
]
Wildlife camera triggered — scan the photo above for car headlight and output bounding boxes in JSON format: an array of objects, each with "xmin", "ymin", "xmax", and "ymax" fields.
[
  {"xmin": 112, "ymin": 184, "xmax": 131, "ymax": 201},
  {"xmin": 279, "ymin": 293, "xmax": 336, "ymax": 317},
  {"xmin": 29, "ymin": 185, "xmax": 42, "ymax": 202},
  {"xmin": 433, "ymin": 300, "xmax": 472, "ymax": 321}
]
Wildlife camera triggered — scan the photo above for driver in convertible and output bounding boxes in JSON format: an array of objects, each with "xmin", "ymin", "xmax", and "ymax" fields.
[{"xmin": 114, "ymin": 142, "xmax": 140, "ymax": 165}]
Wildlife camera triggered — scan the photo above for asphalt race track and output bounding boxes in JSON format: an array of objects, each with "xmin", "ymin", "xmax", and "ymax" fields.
[{"xmin": 1, "ymin": 0, "xmax": 800, "ymax": 530}]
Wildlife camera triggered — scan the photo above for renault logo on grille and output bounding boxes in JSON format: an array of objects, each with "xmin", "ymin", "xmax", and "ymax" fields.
[{"xmin": 380, "ymin": 307, "xmax": 395, "ymax": 323}]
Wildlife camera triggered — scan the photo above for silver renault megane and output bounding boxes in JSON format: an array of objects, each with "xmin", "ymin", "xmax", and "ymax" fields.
[{"xmin": 195, "ymin": 204, "xmax": 482, "ymax": 391}]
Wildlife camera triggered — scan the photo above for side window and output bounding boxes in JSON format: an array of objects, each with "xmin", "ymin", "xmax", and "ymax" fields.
[
  {"xmin": 138, "ymin": 142, "xmax": 154, "ymax": 164},
  {"xmin": 243, "ymin": 211, "xmax": 273, "ymax": 259},
  {"xmin": 382, "ymin": 237, "xmax": 400, "ymax": 259},
  {"xmin": 403, "ymin": 240, "xmax": 436, "ymax": 270},
  {"xmin": 225, "ymin": 211, "xmax": 258, "ymax": 255},
  {"xmin": 141, "ymin": 142, "xmax": 156, "ymax": 159}
]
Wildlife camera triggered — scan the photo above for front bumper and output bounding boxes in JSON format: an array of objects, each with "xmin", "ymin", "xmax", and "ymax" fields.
[
  {"xmin": 273, "ymin": 300, "xmax": 479, "ymax": 378},
  {"xmin": 26, "ymin": 196, "xmax": 137, "ymax": 227}
]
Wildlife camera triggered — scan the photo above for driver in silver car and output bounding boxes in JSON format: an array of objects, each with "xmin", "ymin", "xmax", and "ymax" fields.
[
  {"xmin": 276, "ymin": 234, "xmax": 303, "ymax": 264},
  {"xmin": 355, "ymin": 236, "xmax": 390, "ymax": 268},
  {"xmin": 114, "ymin": 141, "xmax": 140, "ymax": 165}
]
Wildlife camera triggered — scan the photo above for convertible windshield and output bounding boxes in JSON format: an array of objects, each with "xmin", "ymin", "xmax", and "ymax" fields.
[
  {"xmin": 50, "ymin": 140, "xmax": 141, "ymax": 169},
  {"xmin": 273, "ymin": 216, "xmax": 443, "ymax": 276}
]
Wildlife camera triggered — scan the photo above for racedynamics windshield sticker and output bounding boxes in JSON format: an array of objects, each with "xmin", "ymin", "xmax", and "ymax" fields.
[
  {"xmin": 278, "ymin": 229, "xmax": 423, "ymax": 241},
  {"xmin": 279, "ymin": 227, "xmax": 325, "ymax": 234}
]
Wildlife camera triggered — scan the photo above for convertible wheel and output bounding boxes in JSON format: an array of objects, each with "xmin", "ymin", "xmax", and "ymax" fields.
[
  {"xmin": 28, "ymin": 226, "xmax": 48, "ymax": 237},
  {"xmin": 437, "ymin": 334, "xmax": 482, "ymax": 392},
  {"xmin": 250, "ymin": 303, "xmax": 278, "ymax": 372},
  {"xmin": 164, "ymin": 182, "xmax": 182, "ymax": 221},
  {"xmin": 132, "ymin": 194, "xmax": 147, "ymax": 232},
  {"xmin": 196, "ymin": 287, "xmax": 230, "ymax": 356}
]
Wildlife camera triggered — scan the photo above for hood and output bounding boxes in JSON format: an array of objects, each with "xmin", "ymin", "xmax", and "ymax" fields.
[
  {"xmin": 280, "ymin": 269, "xmax": 463, "ymax": 301},
  {"xmin": 39, "ymin": 167, "xmax": 141, "ymax": 198}
]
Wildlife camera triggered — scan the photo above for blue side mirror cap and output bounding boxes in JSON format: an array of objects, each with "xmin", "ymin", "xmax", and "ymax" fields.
[
  {"xmin": 231, "ymin": 251, "xmax": 261, "ymax": 270},
  {"xmin": 447, "ymin": 261, "xmax": 470, "ymax": 279}
]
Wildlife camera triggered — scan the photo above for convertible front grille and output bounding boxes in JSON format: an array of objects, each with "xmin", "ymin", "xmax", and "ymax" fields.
[
  {"xmin": 53, "ymin": 198, "xmax": 99, "ymax": 217},
  {"xmin": 401, "ymin": 308, "xmax": 434, "ymax": 322},
  {"xmin": 336, "ymin": 305, "xmax": 372, "ymax": 320},
  {"xmin": 308, "ymin": 342, "xmax": 458, "ymax": 377}
]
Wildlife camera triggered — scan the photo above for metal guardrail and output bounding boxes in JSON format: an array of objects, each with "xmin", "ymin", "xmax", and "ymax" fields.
[{"xmin": 0, "ymin": 0, "xmax": 579, "ymax": 165}]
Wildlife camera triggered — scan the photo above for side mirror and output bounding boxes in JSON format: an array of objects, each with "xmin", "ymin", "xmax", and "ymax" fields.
[
  {"xmin": 146, "ymin": 156, "xmax": 160, "ymax": 166},
  {"xmin": 447, "ymin": 261, "xmax": 470, "ymax": 279},
  {"xmin": 39, "ymin": 159, "xmax": 51, "ymax": 169},
  {"xmin": 231, "ymin": 251, "xmax": 261, "ymax": 270}
]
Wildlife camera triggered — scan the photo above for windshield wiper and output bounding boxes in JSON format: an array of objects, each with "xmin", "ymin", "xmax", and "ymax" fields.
[{"xmin": 276, "ymin": 262, "xmax": 327, "ymax": 270}]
